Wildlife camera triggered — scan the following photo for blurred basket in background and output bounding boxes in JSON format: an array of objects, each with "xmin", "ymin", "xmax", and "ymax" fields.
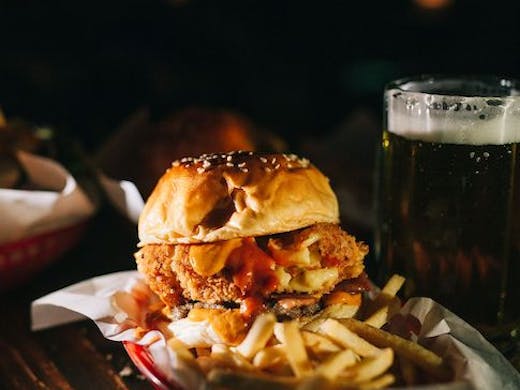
[
  {"xmin": 0, "ymin": 217, "xmax": 89, "ymax": 292},
  {"xmin": 0, "ymin": 110, "xmax": 99, "ymax": 291}
]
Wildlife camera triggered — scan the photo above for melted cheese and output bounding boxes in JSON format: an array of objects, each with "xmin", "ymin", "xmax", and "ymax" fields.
[
  {"xmin": 289, "ymin": 268, "xmax": 339, "ymax": 293},
  {"xmin": 268, "ymin": 241, "xmax": 321, "ymax": 267},
  {"xmin": 274, "ymin": 266, "xmax": 292, "ymax": 292},
  {"xmin": 299, "ymin": 232, "xmax": 321, "ymax": 247},
  {"xmin": 324, "ymin": 291, "xmax": 362, "ymax": 306},
  {"xmin": 189, "ymin": 238, "xmax": 243, "ymax": 276},
  {"xmin": 187, "ymin": 308, "xmax": 247, "ymax": 345}
]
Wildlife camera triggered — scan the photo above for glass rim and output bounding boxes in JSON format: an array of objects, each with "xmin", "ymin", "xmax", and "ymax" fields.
[{"xmin": 385, "ymin": 74, "xmax": 520, "ymax": 99}]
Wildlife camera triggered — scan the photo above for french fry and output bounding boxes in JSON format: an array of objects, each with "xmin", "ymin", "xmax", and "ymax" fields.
[
  {"xmin": 340, "ymin": 348, "xmax": 394, "ymax": 383},
  {"xmin": 296, "ymin": 375, "xmax": 333, "ymax": 390},
  {"xmin": 357, "ymin": 373, "xmax": 396, "ymax": 390},
  {"xmin": 167, "ymin": 338, "xmax": 195, "ymax": 362},
  {"xmin": 235, "ymin": 312, "xmax": 276, "ymax": 359},
  {"xmin": 315, "ymin": 349, "xmax": 357, "ymax": 380},
  {"xmin": 301, "ymin": 317, "xmax": 327, "ymax": 333},
  {"xmin": 318, "ymin": 319, "xmax": 381, "ymax": 357},
  {"xmin": 164, "ymin": 273, "xmax": 451, "ymax": 390},
  {"xmin": 302, "ymin": 303, "xmax": 360, "ymax": 332},
  {"xmin": 197, "ymin": 355, "xmax": 236, "ymax": 374},
  {"xmin": 365, "ymin": 274, "xmax": 405, "ymax": 317},
  {"xmin": 398, "ymin": 355, "xmax": 417, "ymax": 386},
  {"xmin": 207, "ymin": 368, "xmax": 297, "ymax": 390},
  {"xmin": 363, "ymin": 297, "xmax": 401, "ymax": 329},
  {"xmin": 380, "ymin": 274, "xmax": 406, "ymax": 297},
  {"xmin": 274, "ymin": 322, "xmax": 284, "ymax": 342},
  {"xmin": 301, "ymin": 330, "xmax": 342, "ymax": 357},
  {"xmin": 321, "ymin": 303, "xmax": 360, "ymax": 319},
  {"xmin": 278, "ymin": 321, "xmax": 313, "ymax": 377},
  {"xmin": 253, "ymin": 344, "xmax": 288, "ymax": 369},
  {"xmin": 339, "ymin": 318, "xmax": 452, "ymax": 381},
  {"xmin": 211, "ymin": 343, "xmax": 257, "ymax": 371}
]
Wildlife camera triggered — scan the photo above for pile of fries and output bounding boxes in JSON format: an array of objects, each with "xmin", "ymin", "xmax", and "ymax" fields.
[{"xmin": 166, "ymin": 275, "xmax": 452, "ymax": 389}]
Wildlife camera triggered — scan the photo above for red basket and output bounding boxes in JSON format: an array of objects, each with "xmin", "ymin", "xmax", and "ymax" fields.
[
  {"xmin": 123, "ymin": 341, "xmax": 184, "ymax": 390},
  {"xmin": 0, "ymin": 221, "xmax": 88, "ymax": 291}
]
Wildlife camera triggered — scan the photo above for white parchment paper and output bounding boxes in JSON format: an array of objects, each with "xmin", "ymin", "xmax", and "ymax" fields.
[
  {"xmin": 0, "ymin": 151, "xmax": 145, "ymax": 246},
  {"xmin": 30, "ymin": 271, "xmax": 520, "ymax": 390},
  {"xmin": 0, "ymin": 151, "xmax": 96, "ymax": 244}
]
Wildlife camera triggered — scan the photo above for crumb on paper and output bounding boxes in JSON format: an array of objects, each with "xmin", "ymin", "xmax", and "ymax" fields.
[{"xmin": 119, "ymin": 365, "xmax": 133, "ymax": 377}]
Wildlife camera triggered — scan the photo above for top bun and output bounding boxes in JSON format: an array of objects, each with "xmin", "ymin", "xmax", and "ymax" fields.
[{"xmin": 138, "ymin": 151, "xmax": 339, "ymax": 245}]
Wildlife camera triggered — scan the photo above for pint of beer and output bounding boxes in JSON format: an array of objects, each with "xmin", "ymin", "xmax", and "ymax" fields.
[{"xmin": 376, "ymin": 76, "xmax": 520, "ymax": 327}]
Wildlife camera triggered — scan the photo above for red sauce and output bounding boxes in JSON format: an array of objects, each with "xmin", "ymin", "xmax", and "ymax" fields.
[
  {"xmin": 240, "ymin": 296, "xmax": 265, "ymax": 318},
  {"xmin": 322, "ymin": 256, "xmax": 341, "ymax": 267},
  {"xmin": 384, "ymin": 313, "xmax": 421, "ymax": 340},
  {"xmin": 226, "ymin": 238, "xmax": 278, "ymax": 313}
]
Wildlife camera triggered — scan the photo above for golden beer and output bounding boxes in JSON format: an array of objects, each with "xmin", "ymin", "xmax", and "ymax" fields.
[{"xmin": 376, "ymin": 76, "xmax": 520, "ymax": 327}]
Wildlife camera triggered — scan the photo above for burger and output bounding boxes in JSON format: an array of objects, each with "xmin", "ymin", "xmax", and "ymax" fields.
[
  {"xmin": 135, "ymin": 151, "xmax": 369, "ymax": 346},
  {"xmin": 97, "ymin": 107, "xmax": 286, "ymax": 197}
]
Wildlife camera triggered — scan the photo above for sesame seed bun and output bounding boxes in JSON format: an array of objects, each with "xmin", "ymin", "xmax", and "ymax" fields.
[{"xmin": 138, "ymin": 151, "xmax": 339, "ymax": 245}]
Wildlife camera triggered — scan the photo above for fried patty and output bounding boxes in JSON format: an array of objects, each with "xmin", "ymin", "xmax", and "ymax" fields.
[{"xmin": 135, "ymin": 223, "xmax": 368, "ymax": 307}]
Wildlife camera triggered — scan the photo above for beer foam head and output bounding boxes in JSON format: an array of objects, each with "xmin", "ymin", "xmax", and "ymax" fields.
[{"xmin": 386, "ymin": 78, "xmax": 520, "ymax": 145}]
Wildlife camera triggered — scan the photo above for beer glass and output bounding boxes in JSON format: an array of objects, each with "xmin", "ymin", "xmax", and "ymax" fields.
[{"xmin": 375, "ymin": 75, "xmax": 520, "ymax": 329}]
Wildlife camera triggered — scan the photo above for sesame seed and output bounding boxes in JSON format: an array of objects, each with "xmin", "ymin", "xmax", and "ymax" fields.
[
  {"xmin": 271, "ymin": 157, "xmax": 277, "ymax": 164},
  {"xmin": 248, "ymin": 151, "xmax": 253, "ymax": 155},
  {"xmin": 197, "ymin": 167, "xmax": 205, "ymax": 174},
  {"xmin": 287, "ymin": 163, "xmax": 293, "ymax": 169},
  {"xmin": 259, "ymin": 157, "xmax": 268, "ymax": 163},
  {"xmin": 226, "ymin": 162, "xmax": 234, "ymax": 167},
  {"xmin": 227, "ymin": 155, "xmax": 233, "ymax": 161},
  {"xmin": 283, "ymin": 154, "xmax": 290, "ymax": 161},
  {"xmin": 172, "ymin": 161, "xmax": 180, "ymax": 167},
  {"xmin": 202, "ymin": 160, "xmax": 211, "ymax": 168},
  {"xmin": 264, "ymin": 167, "xmax": 272, "ymax": 172},
  {"xmin": 274, "ymin": 164, "xmax": 280, "ymax": 169},
  {"xmin": 238, "ymin": 162, "xmax": 246, "ymax": 168},
  {"xmin": 241, "ymin": 168, "xmax": 249, "ymax": 173}
]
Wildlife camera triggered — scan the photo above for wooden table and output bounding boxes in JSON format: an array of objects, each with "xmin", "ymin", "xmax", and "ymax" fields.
[
  {"xmin": 2, "ymin": 203, "xmax": 519, "ymax": 389},
  {"xmin": 1, "ymin": 205, "xmax": 154, "ymax": 390}
]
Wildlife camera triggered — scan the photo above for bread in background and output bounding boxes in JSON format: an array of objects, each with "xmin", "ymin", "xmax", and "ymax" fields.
[
  {"xmin": 96, "ymin": 107, "xmax": 286, "ymax": 197},
  {"xmin": 0, "ymin": 110, "xmax": 54, "ymax": 189}
]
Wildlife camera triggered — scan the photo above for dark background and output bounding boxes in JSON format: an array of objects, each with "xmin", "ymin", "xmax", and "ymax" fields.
[{"xmin": 1, "ymin": 0, "xmax": 519, "ymax": 151}]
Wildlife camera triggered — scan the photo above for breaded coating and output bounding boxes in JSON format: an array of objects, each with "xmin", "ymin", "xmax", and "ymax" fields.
[
  {"xmin": 171, "ymin": 244, "xmax": 243, "ymax": 303},
  {"xmin": 136, "ymin": 244, "xmax": 242, "ymax": 305},
  {"xmin": 136, "ymin": 223, "xmax": 368, "ymax": 307},
  {"xmin": 135, "ymin": 245, "xmax": 183, "ymax": 307},
  {"xmin": 294, "ymin": 223, "xmax": 368, "ymax": 281}
]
